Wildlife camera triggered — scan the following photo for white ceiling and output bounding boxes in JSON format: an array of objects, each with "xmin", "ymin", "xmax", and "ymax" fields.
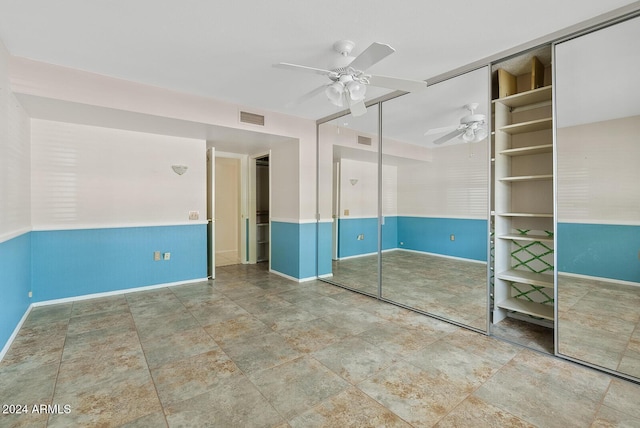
[{"xmin": 1, "ymin": 0, "xmax": 637, "ymax": 124}]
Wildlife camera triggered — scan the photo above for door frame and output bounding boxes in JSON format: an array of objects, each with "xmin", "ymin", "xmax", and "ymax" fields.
[
  {"xmin": 249, "ymin": 150, "xmax": 271, "ymax": 267},
  {"xmin": 214, "ymin": 150, "xmax": 249, "ymax": 266},
  {"xmin": 206, "ymin": 147, "xmax": 216, "ymax": 278}
]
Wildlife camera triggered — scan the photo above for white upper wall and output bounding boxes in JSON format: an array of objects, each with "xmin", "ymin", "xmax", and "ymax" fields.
[
  {"xmin": 557, "ymin": 116, "xmax": 640, "ymax": 224},
  {"xmin": 556, "ymin": 16, "xmax": 640, "ymax": 128},
  {"xmin": 10, "ymin": 57, "xmax": 316, "ymax": 222},
  {"xmin": 339, "ymin": 158, "xmax": 397, "ymax": 219},
  {"xmin": 0, "ymin": 40, "xmax": 30, "ymax": 242},
  {"xmin": 397, "ymin": 142, "xmax": 488, "ymax": 219},
  {"xmin": 31, "ymin": 119, "xmax": 206, "ymax": 229}
]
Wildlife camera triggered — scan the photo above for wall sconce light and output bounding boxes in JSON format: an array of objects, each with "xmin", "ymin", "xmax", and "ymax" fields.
[
  {"xmin": 171, "ymin": 165, "xmax": 188, "ymax": 175},
  {"xmin": 350, "ymin": 178, "xmax": 358, "ymax": 186}
]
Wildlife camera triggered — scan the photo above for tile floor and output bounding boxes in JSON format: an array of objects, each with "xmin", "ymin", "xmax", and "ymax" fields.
[
  {"xmin": 558, "ymin": 274, "xmax": 640, "ymax": 379},
  {"xmin": 1, "ymin": 263, "xmax": 639, "ymax": 427},
  {"xmin": 329, "ymin": 252, "xmax": 488, "ymax": 329}
]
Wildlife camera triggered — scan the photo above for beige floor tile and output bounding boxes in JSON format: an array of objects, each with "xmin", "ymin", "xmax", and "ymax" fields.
[
  {"xmin": 248, "ymin": 356, "xmax": 349, "ymax": 420},
  {"xmin": 602, "ymin": 378, "xmax": 640, "ymax": 420},
  {"xmin": 289, "ymin": 387, "xmax": 411, "ymax": 427},
  {"xmin": 164, "ymin": 375, "xmax": 284, "ymax": 428},
  {"xmin": 312, "ymin": 336, "xmax": 398, "ymax": 384},
  {"xmin": 358, "ymin": 360, "xmax": 470, "ymax": 427},
  {"xmin": 219, "ymin": 331, "xmax": 301, "ymax": 373},
  {"xmin": 150, "ymin": 348, "xmax": 241, "ymax": 406},
  {"xmin": 592, "ymin": 404, "xmax": 640, "ymax": 428},
  {"xmin": 435, "ymin": 395, "xmax": 535, "ymax": 427},
  {"xmin": 2, "ymin": 263, "xmax": 640, "ymax": 427},
  {"xmin": 140, "ymin": 327, "xmax": 220, "ymax": 369}
]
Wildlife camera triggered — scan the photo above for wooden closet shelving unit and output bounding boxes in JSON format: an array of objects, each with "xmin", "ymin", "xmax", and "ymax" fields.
[{"xmin": 492, "ymin": 50, "xmax": 555, "ymax": 326}]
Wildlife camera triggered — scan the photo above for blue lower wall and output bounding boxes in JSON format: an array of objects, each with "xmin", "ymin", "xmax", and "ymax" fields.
[
  {"xmin": 398, "ymin": 217, "xmax": 487, "ymax": 262},
  {"xmin": 317, "ymin": 222, "xmax": 333, "ymax": 277},
  {"xmin": 271, "ymin": 221, "xmax": 319, "ymax": 280},
  {"xmin": 338, "ymin": 216, "xmax": 487, "ymax": 262},
  {"xmin": 558, "ymin": 222, "xmax": 640, "ymax": 283},
  {"xmin": 338, "ymin": 217, "xmax": 397, "ymax": 258},
  {"xmin": 0, "ymin": 233, "xmax": 32, "ymax": 352},
  {"xmin": 271, "ymin": 221, "xmax": 300, "ymax": 279},
  {"xmin": 31, "ymin": 224, "xmax": 207, "ymax": 302}
]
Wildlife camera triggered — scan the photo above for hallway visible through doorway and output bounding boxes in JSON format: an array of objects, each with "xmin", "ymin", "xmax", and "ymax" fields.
[{"xmin": 215, "ymin": 156, "xmax": 241, "ymax": 267}]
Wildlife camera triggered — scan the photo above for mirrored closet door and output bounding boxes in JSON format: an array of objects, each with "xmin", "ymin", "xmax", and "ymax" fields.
[
  {"xmin": 555, "ymin": 16, "xmax": 640, "ymax": 381},
  {"xmin": 380, "ymin": 67, "xmax": 490, "ymax": 331},
  {"xmin": 319, "ymin": 105, "xmax": 380, "ymax": 296}
]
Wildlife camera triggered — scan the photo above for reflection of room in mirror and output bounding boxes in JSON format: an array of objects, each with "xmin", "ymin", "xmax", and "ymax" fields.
[
  {"xmin": 320, "ymin": 67, "xmax": 491, "ymax": 333},
  {"xmin": 558, "ymin": 275, "xmax": 640, "ymax": 377},
  {"xmin": 555, "ymin": 15, "xmax": 640, "ymax": 381}
]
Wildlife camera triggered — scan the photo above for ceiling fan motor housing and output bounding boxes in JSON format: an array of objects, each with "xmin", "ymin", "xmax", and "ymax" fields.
[{"xmin": 461, "ymin": 113, "xmax": 486, "ymax": 125}]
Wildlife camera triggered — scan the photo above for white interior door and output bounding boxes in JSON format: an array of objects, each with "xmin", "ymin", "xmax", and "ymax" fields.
[{"xmin": 207, "ymin": 147, "xmax": 215, "ymax": 278}]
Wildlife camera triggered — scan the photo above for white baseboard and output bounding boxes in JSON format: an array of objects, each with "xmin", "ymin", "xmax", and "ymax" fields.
[
  {"xmin": 396, "ymin": 248, "xmax": 487, "ymax": 264},
  {"xmin": 31, "ymin": 277, "xmax": 210, "ymax": 307},
  {"xmin": 269, "ymin": 269, "xmax": 317, "ymax": 283},
  {"xmin": 0, "ymin": 277, "xmax": 210, "ymax": 363},
  {"xmin": 558, "ymin": 271, "xmax": 640, "ymax": 288},
  {"xmin": 0, "ymin": 305, "xmax": 33, "ymax": 362}
]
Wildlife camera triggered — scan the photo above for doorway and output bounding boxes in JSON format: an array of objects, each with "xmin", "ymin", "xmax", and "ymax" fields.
[
  {"xmin": 215, "ymin": 156, "xmax": 242, "ymax": 267},
  {"xmin": 255, "ymin": 155, "xmax": 269, "ymax": 263}
]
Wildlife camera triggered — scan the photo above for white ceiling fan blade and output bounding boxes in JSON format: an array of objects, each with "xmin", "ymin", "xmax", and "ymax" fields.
[
  {"xmin": 368, "ymin": 74, "xmax": 427, "ymax": 92},
  {"xmin": 424, "ymin": 125, "xmax": 456, "ymax": 136},
  {"xmin": 273, "ymin": 62, "xmax": 334, "ymax": 77},
  {"xmin": 348, "ymin": 98, "xmax": 367, "ymax": 117},
  {"xmin": 286, "ymin": 85, "xmax": 327, "ymax": 108},
  {"xmin": 432, "ymin": 128, "xmax": 465, "ymax": 145},
  {"xmin": 348, "ymin": 42, "xmax": 395, "ymax": 71}
]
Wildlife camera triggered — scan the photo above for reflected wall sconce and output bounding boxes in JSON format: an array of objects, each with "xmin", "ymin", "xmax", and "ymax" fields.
[
  {"xmin": 350, "ymin": 178, "xmax": 358, "ymax": 186},
  {"xmin": 171, "ymin": 165, "xmax": 188, "ymax": 175}
]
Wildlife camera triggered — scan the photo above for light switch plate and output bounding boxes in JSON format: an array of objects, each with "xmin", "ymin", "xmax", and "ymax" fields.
[
  {"xmin": 164, "ymin": 252, "xmax": 171, "ymax": 261},
  {"xmin": 154, "ymin": 251, "xmax": 161, "ymax": 261}
]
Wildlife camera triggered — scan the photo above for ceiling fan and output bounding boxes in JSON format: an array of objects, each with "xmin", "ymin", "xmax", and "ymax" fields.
[
  {"xmin": 274, "ymin": 40, "xmax": 427, "ymax": 117},
  {"xmin": 425, "ymin": 103, "xmax": 488, "ymax": 145}
]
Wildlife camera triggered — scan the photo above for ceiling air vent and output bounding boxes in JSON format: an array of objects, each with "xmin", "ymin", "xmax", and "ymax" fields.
[
  {"xmin": 357, "ymin": 135, "xmax": 372, "ymax": 146},
  {"xmin": 239, "ymin": 111, "xmax": 265, "ymax": 126}
]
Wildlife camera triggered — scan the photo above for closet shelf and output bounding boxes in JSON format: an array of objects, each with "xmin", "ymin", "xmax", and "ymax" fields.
[
  {"xmin": 496, "ymin": 298, "xmax": 554, "ymax": 320},
  {"xmin": 497, "ymin": 269, "xmax": 554, "ymax": 288},
  {"xmin": 493, "ymin": 85, "xmax": 553, "ymax": 108},
  {"xmin": 497, "ymin": 234, "xmax": 554, "ymax": 243},
  {"xmin": 500, "ymin": 144, "xmax": 553, "ymax": 156},
  {"xmin": 498, "ymin": 118, "xmax": 552, "ymax": 134},
  {"xmin": 500, "ymin": 174, "xmax": 553, "ymax": 182}
]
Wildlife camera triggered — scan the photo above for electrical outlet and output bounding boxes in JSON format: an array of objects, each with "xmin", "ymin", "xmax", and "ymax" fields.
[
  {"xmin": 357, "ymin": 234, "xmax": 364, "ymax": 240},
  {"xmin": 189, "ymin": 211, "xmax": 199, "ymax": 220},
  {"xmin": 164, "ymin": 252, "xmax": 171, "ymax": 261},
  {"xmin": 154, "ymin": 251, "xmax": 161, "ymax": 261},
  {"xmin": 28, "ymin": 291, "xmax": 32, "ymax": 298},
  {"xmin": 344, "ymin": 209, "xmax": 350, "ymax": 216},
  {"xmin": 450, "ymin": 234, "xmax": 455, "ymax": 241}
]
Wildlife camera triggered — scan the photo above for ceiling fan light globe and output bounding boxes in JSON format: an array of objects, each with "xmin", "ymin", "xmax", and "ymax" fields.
[
  {"xmin": 326, "ymin": 82, "xmax": 344, "ymax": 106},
  {"xmin": 474, "ymin": 127, "xmax": 488, "ymax": 141},
  {"xmin": 462, "ymin": 128, "xmax": 475, "ymax": 142},
  {"xmin": 346, "ymin": 81, "xmax": 366, "ymax": 101}
]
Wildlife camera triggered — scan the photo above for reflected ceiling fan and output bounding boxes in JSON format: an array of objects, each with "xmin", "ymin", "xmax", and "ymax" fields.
[
  {"xmin": 274, "ymin": 40, "xmax": 427, "ymax": 117},
  {"xmin": 425, "ymin": 103, "xmax": 488, "ymax": 144}
]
